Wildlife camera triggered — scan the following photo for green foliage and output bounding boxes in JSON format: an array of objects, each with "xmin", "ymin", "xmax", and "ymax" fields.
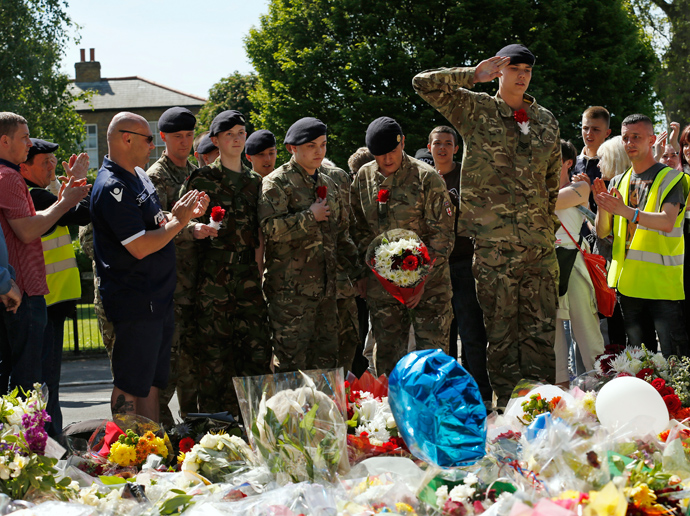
[
  {"xmin": 196, "ymin": 72, "xmax": 258, "ymax": 134},
  {"xmin": 629, "ymin": 0, "xmax": 690, "ymax": 125},
  {"xmin": 0, "ymin": 0, "xmax": 89, "ymax": 164},
  {"xmin": 245, "ymin": 0, "xmax": 657, "ymax": 166}
]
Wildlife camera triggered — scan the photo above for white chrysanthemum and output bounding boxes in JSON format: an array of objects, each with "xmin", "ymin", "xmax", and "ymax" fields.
[
  {"xmin": 594, "ymin": 357, "xmax": 608, "ymax": 376},
  {"xmin": 626, "ymin": 347, "xmax": 645, "ymax": 360},
  {"xmin": 449, "ymin": 483, "xmax": 475, "ymax": 501},
  {"xmin": 464, "ymin": 472, "xmax": 479, "ymax": 486},
  {"xmin": 652, "ymin": 354, "xmax": 668, "ymax": 371},
  {"xmin": 610, "ymin": 353, "xmax": 632, "ymax": 374},
  {"xmin": 436, "ymin": 485, "xmax": 449, "ymax": 506}
]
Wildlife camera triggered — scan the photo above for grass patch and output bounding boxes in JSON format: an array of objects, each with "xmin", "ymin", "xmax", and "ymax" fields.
[{"xmin": 63, "ymin": 304, "xmax": 106, "ymax": 353}]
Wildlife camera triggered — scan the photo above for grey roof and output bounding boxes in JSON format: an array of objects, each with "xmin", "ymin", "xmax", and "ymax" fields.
[{"xmin": 69, "ymin": 76, "xmax": 206, "ymax": 111}]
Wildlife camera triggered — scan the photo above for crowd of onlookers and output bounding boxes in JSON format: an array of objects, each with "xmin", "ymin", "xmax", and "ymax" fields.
[{"xmin": 1, "ymin": 43, "xmax": 689, "ymax": 431}]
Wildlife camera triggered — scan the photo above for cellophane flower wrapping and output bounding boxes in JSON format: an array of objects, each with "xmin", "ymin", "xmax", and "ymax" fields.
[
  {"xmin": 181, "ymin": 431, "xmax": 257, "ymax": 484},
  {"xmin": 85, "ymin": 414, "xmax": 172, "ymax": 473},
  {"xmin": 233, "ymin": 369, "xmax": 350, "ymax": 485},
  {"xmin": 389, "ymin": 349, "xmax": 487, "ymax": 467},
  {"xmin": 365, "ymin": 228, "xmax": 435, "ymax": 305}
]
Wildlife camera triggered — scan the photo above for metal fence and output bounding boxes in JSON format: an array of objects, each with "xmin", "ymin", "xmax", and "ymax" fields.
[{"xmin": 63, "ymin": 273, "xmax": 106, "ymax": 355}]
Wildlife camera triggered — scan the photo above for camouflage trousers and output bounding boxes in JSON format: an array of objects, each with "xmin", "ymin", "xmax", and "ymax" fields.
[
  {"xmin": 268, "ymin": 290, "xmax": 338, "ymax": 372},
  {"xmin": 336, "ymin": 295, "xmax": 360, "ymax": 374},
  {"xmin": 473, "ymin": 241, "xmax": 558, "ymax": 408},
  {"xmin": 366, "ymin": 264, "xmax": 452, "ymax": 377},
  {"xmin": 93, "ymin": 275, "xmax": 115, "ymax": 369},
  {"xmin": 193, "ymin": 260, "xmax": 271, "ymax": 415},
  {"xmin": 158, "ymin": 300, "xmax": 199, "ymax": 426}
]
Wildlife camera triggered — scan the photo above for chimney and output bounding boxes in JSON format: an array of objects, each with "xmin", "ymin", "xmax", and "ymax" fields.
[{"xmin": 75, "ymin": 48, "xmax": 101, "ymax": 83}]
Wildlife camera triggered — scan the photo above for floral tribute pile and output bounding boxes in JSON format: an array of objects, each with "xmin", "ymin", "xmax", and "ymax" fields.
[{"xmin": 10, "ymin": 353, "xmax": 690, "ymax": 516}]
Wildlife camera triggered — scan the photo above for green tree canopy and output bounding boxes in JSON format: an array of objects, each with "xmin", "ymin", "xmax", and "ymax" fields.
[
  {"xmin": 245, "ymin": 0, "xmax": 657, "ymax": 166},
  {"xmin": 0, "ymin": 0, "xmax": 88, "ymax": 163},
  {"xmin": 196, "ymin": 72, "xmax": 258, "ymax": 134},
  {"xmin": 630, "ymin": 0, "xmax": 690, "ymax": 126}
]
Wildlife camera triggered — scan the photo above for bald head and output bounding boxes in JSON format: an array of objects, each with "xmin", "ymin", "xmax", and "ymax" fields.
[{"xmin": 107, "ymin": 112, "xmax": 154, "ymax": 173}]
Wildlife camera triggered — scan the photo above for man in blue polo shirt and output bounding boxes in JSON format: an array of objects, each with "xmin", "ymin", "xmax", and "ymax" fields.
[{"xmin": 90, "ymin": 112, "xmax": 208, "ymax": 423}]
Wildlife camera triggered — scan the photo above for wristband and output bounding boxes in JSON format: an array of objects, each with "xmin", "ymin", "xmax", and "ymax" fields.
[{"xmin": 632, "ymin": 208, "xmax": 640, "ymax": 224}]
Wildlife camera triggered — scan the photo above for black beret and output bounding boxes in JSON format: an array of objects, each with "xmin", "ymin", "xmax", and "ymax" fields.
[
  {"xmin": 196, "ymin": 134, "xmax": 217, "ymax": 155},
  {"xmin": 245, "ymin": 130, "xmax": 277, "ymax": 155},
  {"xmin": 209, "ymin": 110, "xmax": 246, "ymax": 137},
  {"xmin": 365, "ymin": 117, "xmax": 403, "ymax": 156},
  {"xmin": 414, "ymin": 148, "xmax": 434, "ymax": 166},
  {"xmin": 284, "ymin": 117, "xmax": 327, "ymax": 146},
  {"xmin": 495, "ymin": 44, "xmax": 535, "ymax": 66},
  {"xmin": 27, "ymin": 138, "xmax": 59, "ymax": 161},
  {"xmin": 158, "ymin": 107, "xmax": 196, "ymax": 133}
]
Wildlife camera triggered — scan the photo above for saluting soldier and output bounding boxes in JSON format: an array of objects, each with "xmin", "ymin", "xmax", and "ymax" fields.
[
  {"xmin": 351, "ymin": 117, "xmax": 455, "ymax": 377},
  {"xmin": 412, "ymin": 44, "xmax": 561, "ymax": 408},
  {"xmin": 146, "ymin": 107, "xmax": 216, "ymax": 423},
  {"xmin": 259, "ymin": 117, "xmax": 363, "ymax": 372},
  {"xmin": 183, "ymin": 110, "xmax": 271, "ymax": 415}
]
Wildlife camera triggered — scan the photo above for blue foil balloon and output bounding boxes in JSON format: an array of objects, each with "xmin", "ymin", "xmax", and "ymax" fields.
[{"xmin": 389, "ymin": 349, "xmax": 487, "ymax": 467}]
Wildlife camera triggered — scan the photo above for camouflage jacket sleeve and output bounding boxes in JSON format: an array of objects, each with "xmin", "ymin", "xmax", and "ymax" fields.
[
  {"xmin": 547, "ymin": 129, "xmax": 563, "ymax": 233},
  {"xmin": 258, "ymin": 175, "xmax": 319, "ymax": 242},
  {"xmin": 350, "ymin": 171, "xmax": 372, "ymax": 263},
  {"xmin": 421, "ymin": 170, "xmax": 456, "ymax": 272},
  {"xmin": 79, "ymin": 223, "xmax": 94, "ymax": 260},
  {"xmin": 336, "ymin": 191, "xmax": 366, "ymax": 281},
  {"xmin": 175, "ymin": 178, "xmax": 199, "ymax": 243},
  {"xmin": 412, "ymin": 67, "xmax": 478, "ymax": 134}
]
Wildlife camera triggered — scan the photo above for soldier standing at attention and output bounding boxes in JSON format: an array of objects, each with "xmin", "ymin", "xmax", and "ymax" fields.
[
  {"xmin": 259, "ymin": 117, "xmax": 362, "ymax": 372},
  {"xmin": 146, "ymin": 107, "xmax": 217, "ymax": 424},
  {"xmin": 193, "ymin": 132, "xmax": 219, "ymax": 168},
  {"xmin": 413, "ymin": 44, "xmax": 561, "ymax": 409},
  {"xmin": 184, "ymin": 110, "xmax": 271, "ymax": 415},
  {"xmin": 351, "ymin": 117, "xmax": 455, "ymax": 377},
  {"xmin": 245, "ymin": 130, "xmax": 278, "ymax": 178}
]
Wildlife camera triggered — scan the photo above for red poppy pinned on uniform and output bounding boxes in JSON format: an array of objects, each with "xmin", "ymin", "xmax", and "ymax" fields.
[
  {"xmin": 377, "ymin": 189, "xmax": 391, "ymax": 204},
  {"xmin": 514, "ymin": 109, "xmax": 530, "ymax": 135},
  {"xmin": 316, "ymin": 185, "xmax": 328, "ymax": 199}
]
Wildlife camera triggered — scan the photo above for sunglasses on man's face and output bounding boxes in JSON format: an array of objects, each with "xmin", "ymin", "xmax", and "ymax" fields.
[{"xmin": 119, "ymin": 130, "xmax": 154, "ymax": 144}]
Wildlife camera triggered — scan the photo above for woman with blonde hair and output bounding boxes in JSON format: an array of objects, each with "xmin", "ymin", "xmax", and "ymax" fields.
[{"xmin": 597, "ymin": 136, "xmax": 630, "ymax": 180}]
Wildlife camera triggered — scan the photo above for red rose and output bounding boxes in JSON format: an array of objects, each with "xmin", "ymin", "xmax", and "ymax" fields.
[
  {"xmin": 401, "ymin": 255, "xmax": 419, "ymax": 271},
  {"xmin": 651, "ymin": 378, "xmax": 666, "ymax": 391},
  {"xmin": 514, "ymin": 109, "xmax": 529, "ymax": 124},
  {"xmin": 210, "ymin": 206, "xmax": 226, "ymax": 222},
  {"xmin": 418, "ymin": 245, "xmax": 431, "ymax": 264},
  {"xmin": 377, "ymin": 189, "xmax": 391, "ymax": 203},
  {"xmin": 179, "ymin": 437, "xmax": 195, "ymax": 453},
  {"xmin": 316, "ymin": 185, "xmax": 328, "ymax": 199},
  {"xmin": 660, "ymin": 386, "xmax": 674, "ymax": 397},
  {"xmin": 636, "ymin": 368, "xmax": 655, "ymax": 380},
  {"xmin": 664, "ymin": 394, "xmax": 682, "ymax": 414}
]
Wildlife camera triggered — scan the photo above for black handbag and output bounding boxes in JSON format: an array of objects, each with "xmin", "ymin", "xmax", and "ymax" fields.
[{"xmin": 556, "ymin": 246, "xmax": 578, "ymax": 297}]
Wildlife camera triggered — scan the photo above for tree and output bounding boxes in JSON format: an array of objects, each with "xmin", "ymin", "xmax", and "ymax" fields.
[
  {"xmin": 245, "ymin": 0, "xmax": 657, "ymax": 167},
  {"xmin": 0, "ymin": 0, "xmax": 88, "ymax": 163},
  {"xmin": 196, "ymin": 72, "xmax": 258, "ymax": 134},
  {"xmin": 629, "ymin": 0, "xmax": 690, "ymax": 125}
]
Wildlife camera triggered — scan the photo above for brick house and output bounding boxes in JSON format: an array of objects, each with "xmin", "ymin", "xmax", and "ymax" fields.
[{"xmin": 69, "ymin": 49, "xmax": 206, "ymax": 168}]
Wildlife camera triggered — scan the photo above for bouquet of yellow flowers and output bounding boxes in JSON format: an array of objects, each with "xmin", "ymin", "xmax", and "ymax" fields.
[{"xmin": 108, "ymin": 429, "xmax": 168, "ymax": 467}]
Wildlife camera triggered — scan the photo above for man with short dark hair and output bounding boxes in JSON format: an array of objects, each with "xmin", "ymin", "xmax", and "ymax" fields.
[
  {"xmin": 0, "ymin": 112, "xmax": 90, "ymax": 395},
  {"xmin": 413, "ymin": 44, "xmax": 561, "ymax": 408},
  {"xmin": 91, "ymin": 111, "xmax": 207, "ymax": 422},
  {"xmin": 20, "ymin": 138, "xmax": 91, "ymax": 435},
  {"xmin": 351, "ymin": 116, "xmax": 455, "ymax": 377},
  {"xmin": 594, "ymin": 113, "xmax": 690, "ymax": 357},
  {"xmin": 245, "ymin": 129, "xmax": 278, "ymax": 178},
  {"xmin": 573, "ymin": 106, "xmax": 611, "ymax": 183}
]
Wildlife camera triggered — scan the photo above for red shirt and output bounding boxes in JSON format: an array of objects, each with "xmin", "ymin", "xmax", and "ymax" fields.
[{"xmin": 0, "ymin": 162, "xmax": 48, "ymax": 296}]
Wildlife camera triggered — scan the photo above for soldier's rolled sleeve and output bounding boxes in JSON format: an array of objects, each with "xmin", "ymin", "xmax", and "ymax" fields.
[
  {"xmin": 259, "ymin": 178, "xmax": 318, "ymax": 241},
  {"xmin": 412, "ymin": 67, "xmax": 478, "ymax": 134}
]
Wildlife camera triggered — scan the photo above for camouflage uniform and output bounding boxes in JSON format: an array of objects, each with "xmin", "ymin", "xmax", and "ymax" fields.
[
  {"xmin": 413, "ymin": 67, "xmax": 561, "ymax": 406},
  {"xmin": 259, "ymin": 157, "xmax": 363, "ymax": 372},
  {"xmin": 146, "ymin": 152, "xmax": 199, "ymax": 424},
  {"xmin": 351, "ymin": 154, "xmax": 455, "ymax": 377},
  {"xmin": 321, "ymin": 165, "xmax": 360, "ymax": 373},
  {"xmin": 183, "ymin": 159, "xmax": 271, "ymax": 415},
  {"xmin": 79, "ymin": 224, "xmax": 115, "ymax": 365}
]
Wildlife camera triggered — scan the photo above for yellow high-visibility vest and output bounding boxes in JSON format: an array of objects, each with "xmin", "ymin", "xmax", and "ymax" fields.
[{"xmin": 609, "ymin": 166, "xmax": 690, "ymax": 300}]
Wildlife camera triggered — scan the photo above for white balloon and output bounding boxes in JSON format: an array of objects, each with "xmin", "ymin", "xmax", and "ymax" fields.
[{"xmin": 596, "ymin": 377, "xmax": 669, "ymax": 434}]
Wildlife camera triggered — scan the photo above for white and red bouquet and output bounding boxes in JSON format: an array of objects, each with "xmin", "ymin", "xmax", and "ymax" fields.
[
  {"xmin": 208, "ymin": 206, "xmax": 226, "ymax": 231},
  {"xmin": 365, "ymin": 228, "xmax": 435, "ymax": 305}
]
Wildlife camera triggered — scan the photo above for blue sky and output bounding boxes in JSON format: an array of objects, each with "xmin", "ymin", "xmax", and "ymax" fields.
[{"xmin": 59, "ymin": 0, "xmax": 270, "ymax": 99}]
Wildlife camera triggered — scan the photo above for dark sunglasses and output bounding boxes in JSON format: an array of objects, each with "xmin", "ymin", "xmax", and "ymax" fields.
[{"xmin": 119, "ymin": 130, "xmax": 154, "ymax": 144}]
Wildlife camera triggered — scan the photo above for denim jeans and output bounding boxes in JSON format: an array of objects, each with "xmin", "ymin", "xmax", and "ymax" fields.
[
  {"xmin": 450, "ymin": 259, "xmax": 492, "ymax": 402},
  {"xmin": 0, "ymin": 294, "xmax": 47, "ymax": 394},
  {"xmin": 618, "ymin": 294, "xmax": 689, "ymax": 357}
]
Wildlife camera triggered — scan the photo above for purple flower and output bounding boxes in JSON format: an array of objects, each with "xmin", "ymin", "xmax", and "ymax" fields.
[{"xmin": 21, "ymin": 409, "xmax": 50, "ymax": 455}]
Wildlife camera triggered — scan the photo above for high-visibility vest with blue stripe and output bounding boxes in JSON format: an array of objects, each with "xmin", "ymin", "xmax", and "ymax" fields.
[
  {"xmin": 608, "ymin": 166, "xmax": 690, "ymax": 300},
  {"xmin": 29, "ymin": 187, "xmax": 82, "ymax": 306}
]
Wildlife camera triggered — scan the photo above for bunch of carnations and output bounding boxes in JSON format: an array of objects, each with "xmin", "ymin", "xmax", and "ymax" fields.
[
  {"xmin": 345, "ymin": 372, "xmax": 408, "ymax": 463},
  {"xmin": 208, "ymin": 206, "xmax": 225, "ymax": 231},
  {"xmin": 0, "ymin": 385, "xmax": 75, "ymax": 500},
  {"xmin": 593, "ymin": 345, "xmax": 690, "ymax": 420},
  {"xmin": 108, "ymin": 428, "xmax": 169, "ymax": 467}
]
